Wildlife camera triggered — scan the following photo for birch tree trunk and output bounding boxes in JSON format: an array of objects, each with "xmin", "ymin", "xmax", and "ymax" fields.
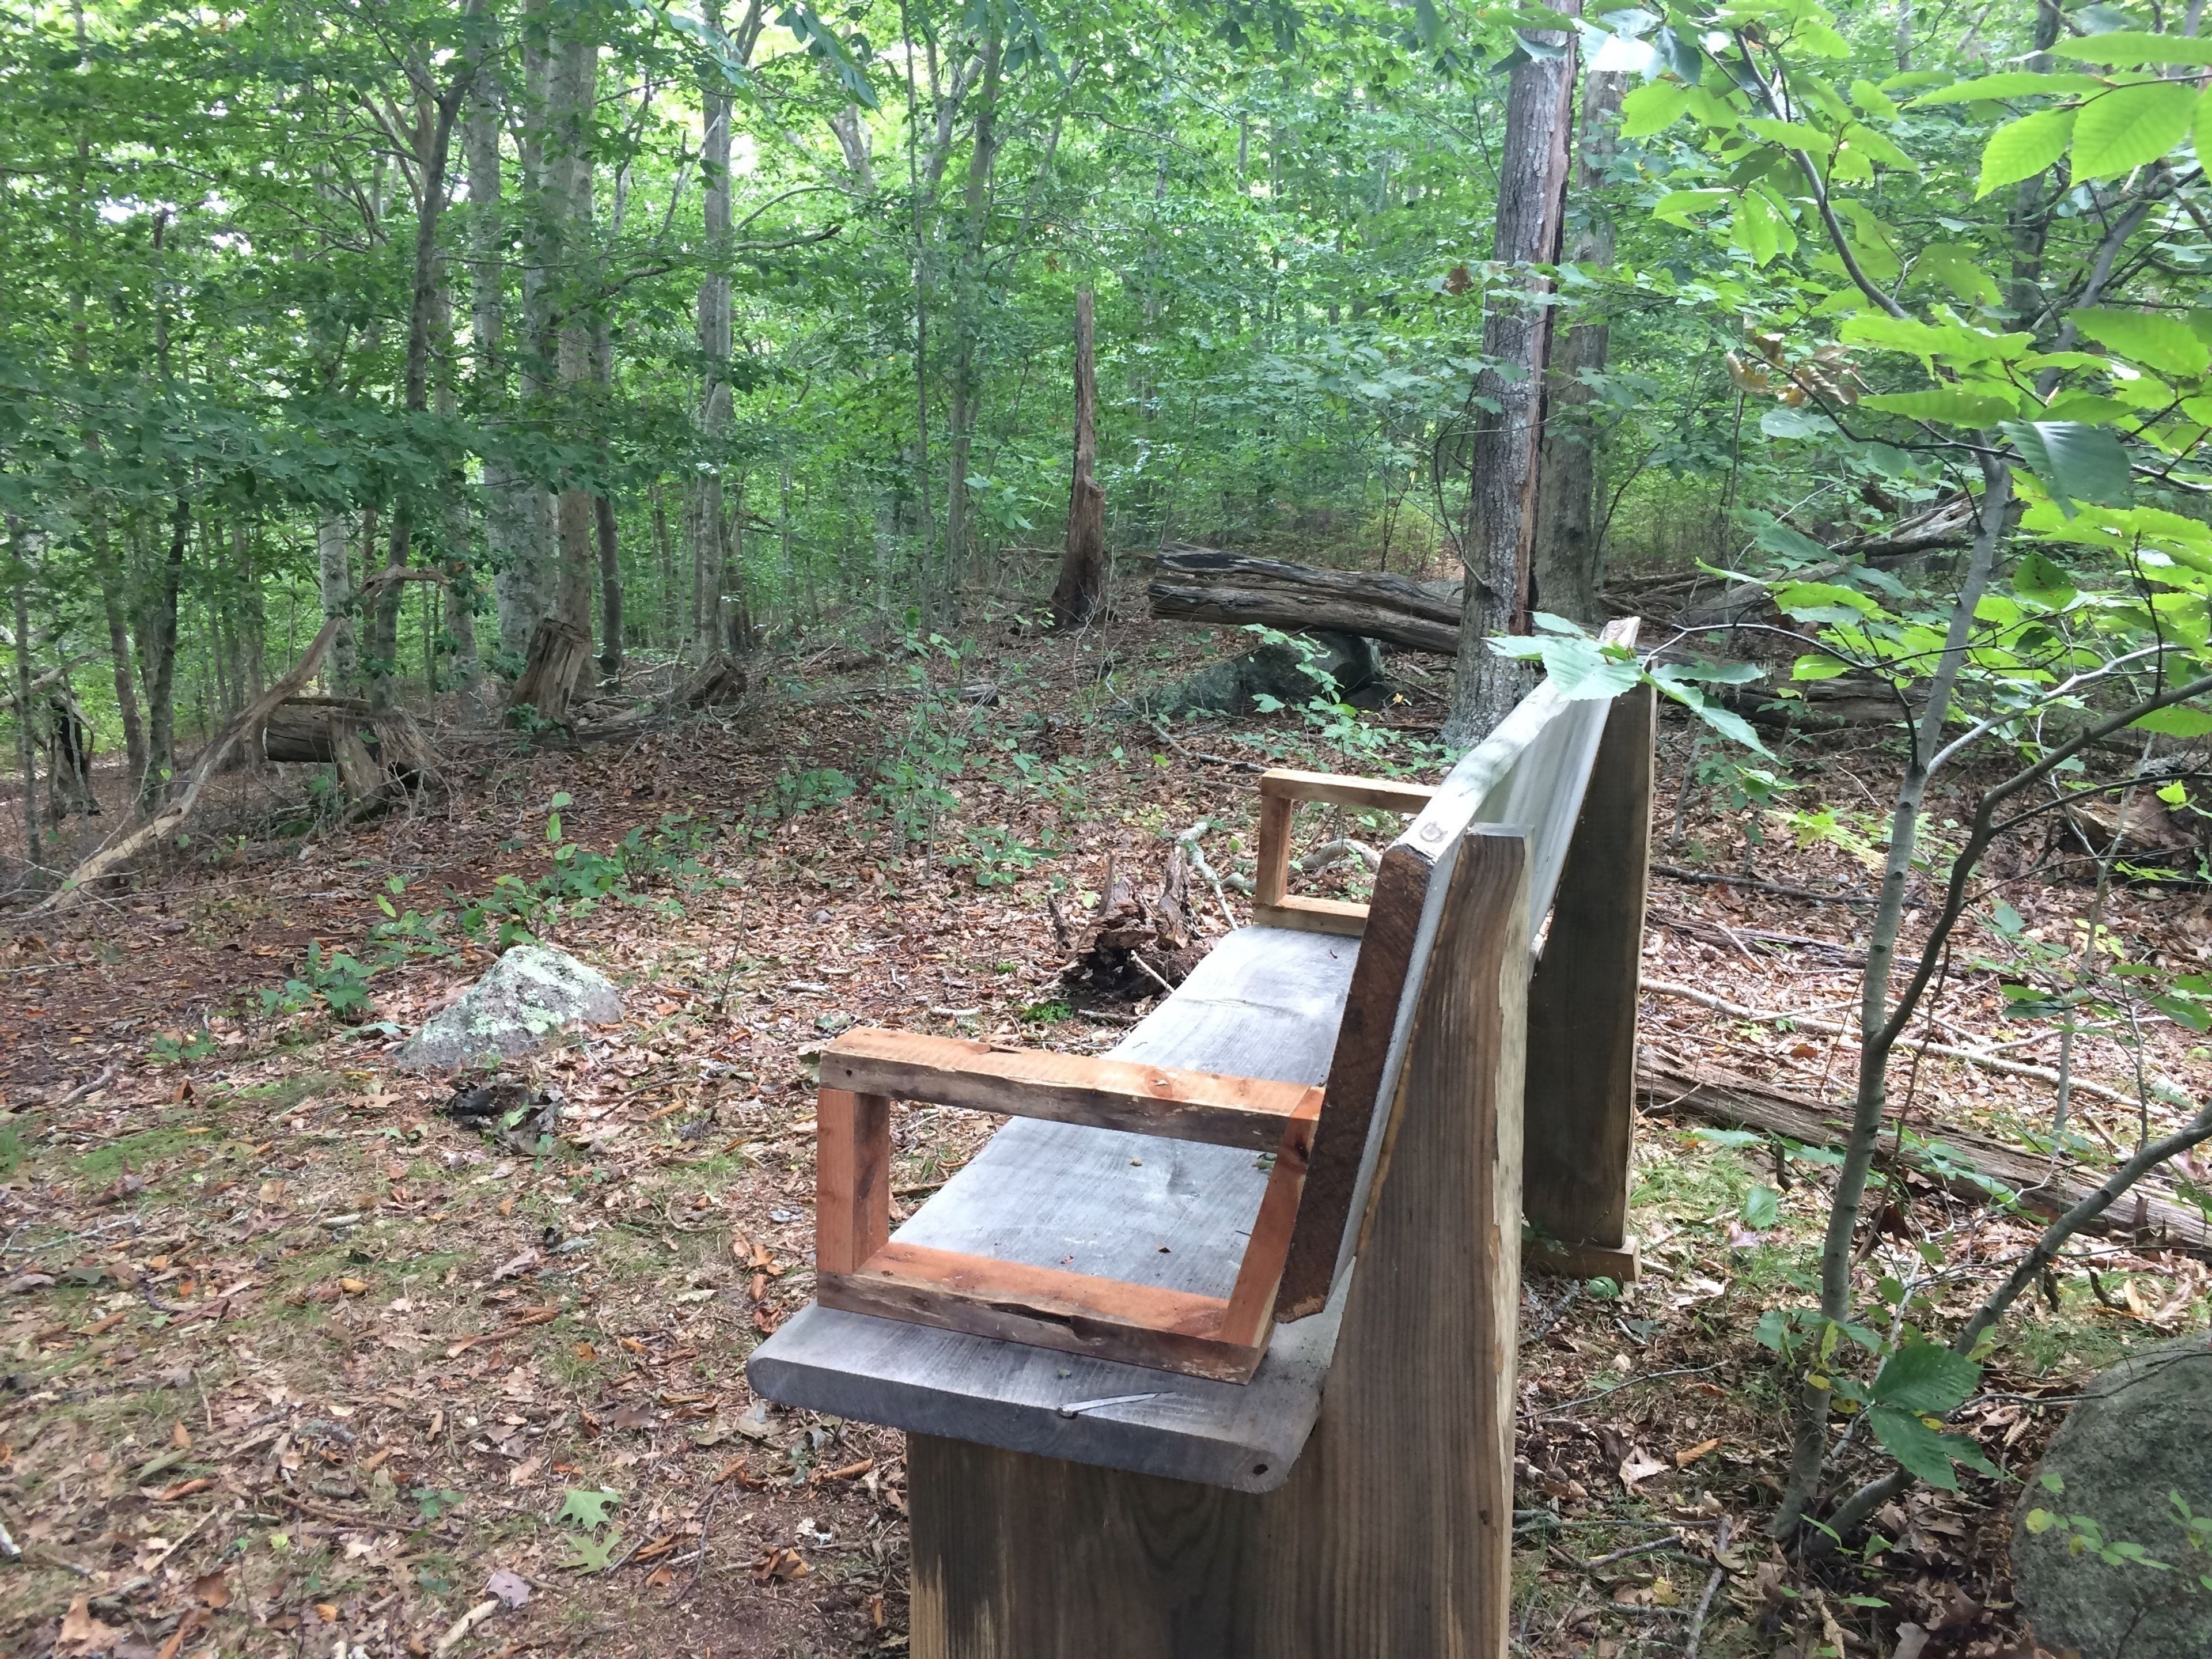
[
  {"xmin": 1531, "ymin": 69, "xmax": 1624, "ymax": 628},
  {"xmin": 1444, "ymin": 5, "xmax": 1581, "ymax": 747}
]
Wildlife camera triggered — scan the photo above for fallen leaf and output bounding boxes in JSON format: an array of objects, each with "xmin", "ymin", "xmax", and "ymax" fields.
[
  {"xmin": 1650, "ymin": 1574, "xmax": 1680, "ymax": 1608},
  {"xmin": 56, "ymin": 1596, "xmax": 123, "ymax": 1656},
  {"xmin": 1673, "ymin": 1437, "xmax": 1721, "ymax": 1469},
  {"xmin": 153, "ymin": 1477, "xmax": 213, "ymax": 1502},
  {"xmin": 194, "ymin": 1571, "xmax": 231, "ymax": 1608},
  {"xmin": 340, "ymin": 1277, "xmax": 370, "ymax": 1295},
  {"xmin": 645, "ymin": 1564, "xmax": 675, "ymax": 1589},
  {"xmin": 752, "ymin": 1546, "xmax": 809, "ymax": 1584},
  {"xmin": 484, "ymin": 1569, "xmax": 531, "ymax": 1609},
  {"xmin": 170, "ymin": 1422, "xmax": 191, "ymax": 1449},
  {"xmin": 1618, "ymin": 1450, "xmax": 1669, "ymax": 1489}
]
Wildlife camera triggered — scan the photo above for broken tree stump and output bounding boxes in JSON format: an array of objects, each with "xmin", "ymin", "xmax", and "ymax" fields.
[
  {"xmin": 1055, "ymin": 846, "xmax": 1207, "ymax": 1007},
  {"xmin": 508, "ymin": 616, "xmax": 593, "ymax": 726}
]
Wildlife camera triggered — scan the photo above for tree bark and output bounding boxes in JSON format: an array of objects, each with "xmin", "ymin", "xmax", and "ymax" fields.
[
  {"xmin": 694, "ymin": 0, "xmax": 734, "ymax": 660},
  {"xmin": 1050, "ymin": 289, "xmax": 1107, "ymax": 628},
  {"xmin": 369, "ymin": 15, "xmax": 487, "ymax": 709},
  {"xmin": 2007, "ymin": 0, "xmax": 2066, "ymax": 326},
  {"xmin": 499, "ymin": 0, "xmax": 560, "ymax": 657},
  {"xmin": 1444, "ymin": 6, "xmax": 1581, "ymax": 747},
  {"xmin": 8, "ymin": 522, "xmax": 43, "ymax": 876},
  {"xmin": 943, "ymin": 22, "xmax": 1002, "ymax": 621},
  {"xmin": 316, "ymin": 514, "xmax": 358, "ymax": 692},
  {"xmin": 548, "ymin": 17, "xmax": 596, "ymax": 642},
  {"xmin": 1532, "ymin": 70, "xmax": 1623, "ymax": 628},
  {"xmin": 140, "ymin": 488, "xmax": 188, "ymax": 817},
  {"xmin": 93, "ymin": 516, "xmax": 146, "ymax": 798}
]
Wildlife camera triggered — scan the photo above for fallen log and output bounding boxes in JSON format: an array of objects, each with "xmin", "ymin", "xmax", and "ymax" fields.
[
  {"xmin": 1052, "ymin": 846, "xmax": 1207, "ymax": 1008},
  {"xmin": 1147, "ymin": 546, "xmax": 1908, "ymax": 729},
  {"xmin": 1149, "ymin": 547, "xmax": 1460, "ymax": 655},
  {"xmin": 1637, "ymin": 1047, "xmax": 2210, "ymax": 1251},
  {"xmin": 252, "ymin": 696, "xmax": 431, "ymax": 801}
]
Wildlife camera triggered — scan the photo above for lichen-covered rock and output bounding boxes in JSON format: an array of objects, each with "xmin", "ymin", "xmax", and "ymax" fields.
[
  {"xmin": 2013, "ymin": 1334, "xmax": 2212, "ymax": 1659},
  {"xmin": 394, "ymin": 945, "xmax": 623, "ymax": 1071}
]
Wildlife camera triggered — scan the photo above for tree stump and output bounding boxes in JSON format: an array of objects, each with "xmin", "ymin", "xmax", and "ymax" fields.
[
  {"xmin": 1055, "ymin": 846, "xmax": 1208, "ymax": 1007},
  {"xmin": 509, "ymin": 616, "xmax": 593, "ymax": 726}
]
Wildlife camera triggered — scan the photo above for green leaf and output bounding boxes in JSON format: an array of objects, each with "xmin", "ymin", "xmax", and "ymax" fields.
[
  {"xmin": 1978, "ymin": 109, "xmax": 2075, "ymax": 196},
  {"xmin": 1912, "ymin": 71, "xmax": 2104, "ymax": 105},
  {"xmin": 1840, "ymin": 315, "xmax": 2029, "ymax": 365},
  {"xmin": 2013, "ymin": 552, "xmax": 2078, "ymax": 604},
  {"xmin": 1850, "ymin": 78, "xmax": 1899, "ymax": 120},
  {"xmin": 1861, "ymin": 388, "xmax": 2017, "ymax": 426},
  {"xmin": 1620, "ymin": 79, "xmax": 1691, "ymax": 137},
  {"xmin": 1915, "ymin": 245, "xmax": 2002, "ymax": 308},
  {"xmin": 1760, "ymin": 406, "xmax": 1834, "ymax": 440},
  {"xmin": 560, "ymin": 1526, "xmax": 625, "ymax": 1574},
  {"xmin": 1774, "ymin": 581, "xmax": 1883, "ymax": 619},
  {"xmin": 2040, "ymin": 393, "xmax": 2135, "ymax": 425},
  {"xmin": 556, "ymin": 1487, "xmax": 622, "ymax": 1529},
  {"xmin": 1741, "ymin": 1187, "xmax": 1781, "ymax": 1228},
  {"xmin": 1652, "ymin": 188, "xmax": 1730, "ymax": 225},
  {"xmin": 2069, "ymin": 309, "xmax": 2212, "ymax": 378},
  {"xmin": 2002, "ymin": 421, "xmax": 2134, "ymax": 512},
  {"xmin": 1872, "ymin": 1342, "xmax": 1981, "ymax": 1414},
  {"xmin": 2052, "ymin": 30, "xmax": 2212, "ymax": 67},
  {"xmin": 1869, "ymin": 1406, "xmax": 1965, "ymax": 1490},
  {"xmin": 2071, "ymin": 81, "xmax": 2197, "ymax": 181},
  {"xmin": 1792, "ymin": 654, "xmax": 1855, "ymax": 680},
  {"xmin": 2130, "ymin": 704, "xmax": 2212, "ymax": 737}
]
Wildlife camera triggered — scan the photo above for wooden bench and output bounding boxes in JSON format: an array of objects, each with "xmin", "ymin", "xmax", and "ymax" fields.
[{"xmin": 748, "ymin": 622, "xmax": 1652, "ymax": 1657}]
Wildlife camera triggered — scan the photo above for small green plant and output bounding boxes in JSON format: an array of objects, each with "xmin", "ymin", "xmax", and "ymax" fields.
[
  {"xmin": 148, "ymin": 1027, "xmax": 218, "ymax": 1066},
  {"xmin": 945, "ymin": 823, "xmax": 1055, "ymax": 888},
  {"xmin": 259, "ymin": 942, "xmax": 374, "ymax": 1020},
  {"xmin": 412, "ymin": 1486, "xmax": 465, "ymax": 1522}
]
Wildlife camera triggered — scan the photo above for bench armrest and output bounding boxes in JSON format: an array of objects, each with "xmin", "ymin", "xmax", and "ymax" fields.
[
  {"xmin": 1253, "ymin": 768, "xmax": 1435, "ymax": 937},
  {"xmin": 821, "ymin": 1028, "xmax": 1319, "ymax": 1151},
  {"xmin": 813, "ymin": 1028, "xmax": 1324, "ymax": 1380}
]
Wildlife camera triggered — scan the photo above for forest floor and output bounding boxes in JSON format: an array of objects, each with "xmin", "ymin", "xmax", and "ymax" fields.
[{"xmin": 0, "ymin": 589, "xmax": 2207, "ymax": 1659}]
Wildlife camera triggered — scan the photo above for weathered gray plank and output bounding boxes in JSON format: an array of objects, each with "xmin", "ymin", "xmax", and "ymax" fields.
[
  {"xmin": 904, "ymin": 829, "xmax": 1532, "ymax": 1657},
  {"xmin": 748, "ymin": 925, "xmax": 1361, "ymax": 1484}
]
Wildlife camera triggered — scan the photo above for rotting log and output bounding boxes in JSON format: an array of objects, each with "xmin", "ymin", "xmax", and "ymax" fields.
[
  {"xmin": 1637, "ymin": 1048, "xmax": 2210, "ymax": 1252},
  {"xmin": 250, "ymin": 696, "xmax": 431, "ymax": 801},
  {"xmin": 1149, "ymin": 547, "xmax": 1911, "ymax": 729}
]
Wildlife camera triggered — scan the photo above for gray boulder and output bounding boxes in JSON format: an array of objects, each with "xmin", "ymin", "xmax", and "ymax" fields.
[
  {"xmin": 395, "ymin": 945, "xmax": 623, "ymax": 1071},
  {"xmin": 1135, "ymin": 630, "xmax": 1384, "ymax": 721},
  {"xmin": 2013, "ymin": 1334, "xmax": 2212, "ymax": 1659}
]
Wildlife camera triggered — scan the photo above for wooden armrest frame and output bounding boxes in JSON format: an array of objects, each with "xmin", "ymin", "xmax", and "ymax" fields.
[
  {"xmin": 816, "ymin": 1030, "xmax": 1323, "ymax": 1382},
  {"xmin": 1252, "ymin": 768, "xmax": 1435, "ymax": 938}
]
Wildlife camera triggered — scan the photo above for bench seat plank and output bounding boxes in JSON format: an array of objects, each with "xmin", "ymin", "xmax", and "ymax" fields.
[{"xmin": 749, "ymin": 926, "xmax": 1360, "ymax": 1489}]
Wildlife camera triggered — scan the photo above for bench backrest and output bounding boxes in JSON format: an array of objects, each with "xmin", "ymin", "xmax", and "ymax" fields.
[{"xmin": 1272, "ymin": 618, "xmax": 1638, "ymax": 1319}]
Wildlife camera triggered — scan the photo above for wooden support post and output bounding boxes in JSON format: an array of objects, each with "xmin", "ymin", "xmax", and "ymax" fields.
[
  {"xmin": 907, "ymin": 829, "xmax": 1530, "ymax": 1659},
  {"xmin": 816, "ymin": 1089, "xmax": 891, "ymax": 1275},
  {"xmin": 1522, "ymin": 681, "xmax": 1652, "ymax": 1282}
]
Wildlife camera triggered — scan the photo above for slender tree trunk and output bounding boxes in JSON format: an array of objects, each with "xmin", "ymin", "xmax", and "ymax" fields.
[
  {"xmin": 778, "ymin": 461, "xmax": 796, "ymax": 635},
  {"xmin": 502, "ymin": 0, "xmax": 559, "ymax": 656},
  {"xmin": 943, "ymin": 24, "xmax": 1002, "ymax": 623},
  {"xmin": 93, "ymin": 514, "xmax": 146, "ymax": 797},
  {"xmin": 140, "ymin": 490, "xmax": 188, "ymax": 816},
  {"xmin": 1531, "ymin": 70, "xmax": 1624, "ymax": 627},
  {"xmin": 651, "ymin": 482, "xmax": 676, "ymax": 645},
  {"xmin": 469, "ymin": 30, "xmax": 538, "ymax": 678},
  {"xmin": 1772, "ymin": 454, "xmax": 2013, "ymax": 1537},
  {"xmin": 7, "ymin": 521, "xmax": 41, "ymax": 876},
  {"xmin": 2008, "ymin": 0, "xmax": 2066, "ymax": 326},
  {"xmin": 693, "ymin": 0, "xmax": 733, "ymax": 660},
  {"xmin": 1050, "ymin": 289, "xmax": 1107, "ymax": 628},
  {"xmin": 549, "ymin": 17, "xmax": 596, "ymax": 638},
  {"xmin": 371, "ymin": 20, "xmax": 486, "ymax": 709},
  {"xmin": 316, "ymin": 514, "xmax": 358, "ymax": 691},
  {"xmin": 1444, "ymin": 2, "xmax": 1581, "ymax": 747}
]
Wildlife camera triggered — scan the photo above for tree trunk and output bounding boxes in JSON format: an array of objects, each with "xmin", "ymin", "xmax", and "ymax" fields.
[
  {"xmin": 651, "ymin": 482, "xmax": 676, "ymax": 644},
  {"xmin": 549, "ymin": 18, "xmax": 597, "ymax": 645},
  {"xmin": 2008, "ymin": 0, "xmax": 2066, "ymax": 326},
  {"xmin": 501, "ymin": 0, "xmax": 560, "ymax": 657},
  {"xmin": 94, "ymin": 515, "xmax": 147, "ymax": 798},
  {"xmin": 943, "ymin": 24, "xmax": 1003, "ymax": 622},
  {"xmin": 370, "ymin": 22, "xmax": 486, "ymax": 709},
  {"xmin": 694, "ymin": 0, "xmax": 733, "ymax": 661},
  {"xmin": 8, "ymin": 522, "xmax": 43, "ymax": 876},
  {"xmin": 140, "ymin": 487, "xmax": 188, "ymax": 816},
  {"xmin": 468, "ymin": 31, "xmax": 541, "ymax": 678},
  {"xmin": 1050, "ymin": 289, "xmax": 1107, "ymax": 628},
  {"xmin": 1444, "ymin": 5, "xmax": 1581, "ymax": 747},
  {"xmin": 1531, "ymin": 69, "xmax": 1624, "ymax": 628}
]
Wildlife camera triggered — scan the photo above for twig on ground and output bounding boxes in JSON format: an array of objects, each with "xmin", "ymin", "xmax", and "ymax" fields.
[{"xmin": 1684, "ymin": 1567, "xmax": 1726, "ymax": 1658}]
